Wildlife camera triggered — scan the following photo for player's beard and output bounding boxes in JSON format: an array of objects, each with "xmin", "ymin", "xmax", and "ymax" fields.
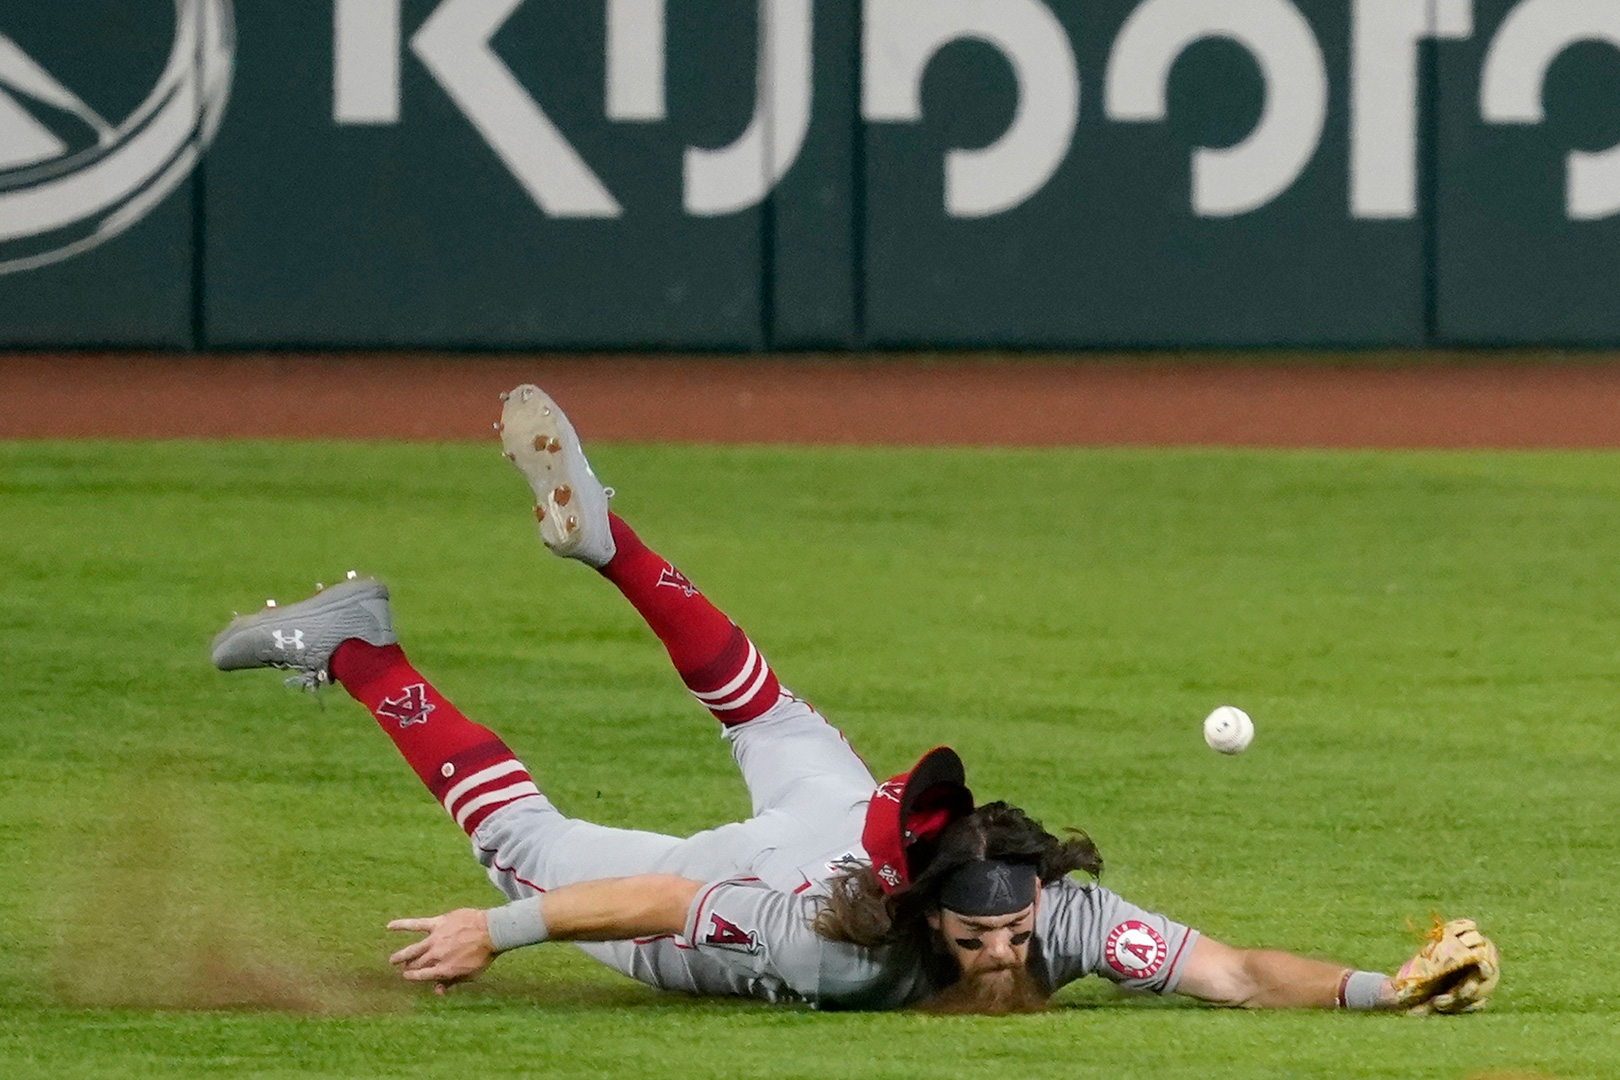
[{"xmin": 916, "ymin": 964, "xmax": 1049, "ymax": 1015}]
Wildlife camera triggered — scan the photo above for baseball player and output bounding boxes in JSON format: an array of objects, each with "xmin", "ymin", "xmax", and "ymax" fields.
[{"xmin": 211, "ymin": 385, "xmax": 1500, "ymax": 1015}]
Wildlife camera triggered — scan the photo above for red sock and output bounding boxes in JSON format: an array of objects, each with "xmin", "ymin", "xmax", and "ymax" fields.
[
  {"xmin": 600, "ymin": 513, "xmax": 782, "ymax": 725},
  {"xmin": 331, "ymin": 640, "xmax": 541, "ymax": 835}
]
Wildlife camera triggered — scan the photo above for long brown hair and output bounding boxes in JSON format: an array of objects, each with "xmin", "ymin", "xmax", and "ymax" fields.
[{"xmin": 813, "ymin": 801, "xmax": 1103, "ymax": 949}]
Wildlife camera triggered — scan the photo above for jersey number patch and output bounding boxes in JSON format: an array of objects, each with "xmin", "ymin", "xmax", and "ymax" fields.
[{"xmin": 704, "ymin": 913, "xmax": 762, "ymax": 954}]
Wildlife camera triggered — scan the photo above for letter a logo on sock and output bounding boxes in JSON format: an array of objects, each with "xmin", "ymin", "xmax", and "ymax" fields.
[
  {"xmin": 377, "ymin": 683, "xmax": 436, "ymax": 728},
  {"xmin": 656, "ymin": 565, "xmax": 698, "ymax": 596}
]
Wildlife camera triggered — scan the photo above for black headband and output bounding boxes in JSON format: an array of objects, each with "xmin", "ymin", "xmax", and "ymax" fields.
[{"xmin": 937, "ymin": 860, "xmax": 1039, "ymax": 917}]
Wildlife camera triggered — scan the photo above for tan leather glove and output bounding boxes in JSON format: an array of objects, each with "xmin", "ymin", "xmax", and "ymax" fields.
[{"xmin": 1390, "ymin": 917, "xmax": 1501, "ymax": 1014}]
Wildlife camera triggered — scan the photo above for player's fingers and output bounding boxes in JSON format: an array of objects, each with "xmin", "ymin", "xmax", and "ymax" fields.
[
  {"xmin": 389, "ymin": 939, "xmax": 433, "ymax": 966},
  {"xmin": 387, "ymin": 917, "xmax": 437, "ymax": 933},
  {"xmin": 434, "ymin": 982, "xmax": 448, "ymax": 996},
  {"xmin": 402, "ymin": 962, "xmax": 468, "ymax": 984},
  {"xmin": 401, "ymin": 965, "xmax": 445, "ymax": 982},
  {"xmin": 403, "ymin": 950, "xmax": 442, "ymax": 973}
]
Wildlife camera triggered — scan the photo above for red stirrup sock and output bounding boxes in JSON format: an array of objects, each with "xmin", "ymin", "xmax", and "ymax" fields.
[
  {"xmin": 599, "ymin": 513, "xmax": 782, "ymax": 725},
  {"xmin": 330, "ymin": 640, "xmax": 540, "ymax": 834}
]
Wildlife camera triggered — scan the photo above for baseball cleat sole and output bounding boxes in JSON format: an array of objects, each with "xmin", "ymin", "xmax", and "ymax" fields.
[{"xmin": 498, "ymin": 384, "xmax": 615, "ymax": 567}]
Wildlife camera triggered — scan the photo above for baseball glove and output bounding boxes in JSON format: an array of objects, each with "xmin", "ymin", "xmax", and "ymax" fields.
[{"xmin": 1390, "ymin": 917, "xmax": 1500, "ymax": 1014}]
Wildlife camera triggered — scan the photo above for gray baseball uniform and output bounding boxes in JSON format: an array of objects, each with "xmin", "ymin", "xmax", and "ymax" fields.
[{"xmin": 471, "ymin": 692, "xmax": 1198, "ymax": 1008}]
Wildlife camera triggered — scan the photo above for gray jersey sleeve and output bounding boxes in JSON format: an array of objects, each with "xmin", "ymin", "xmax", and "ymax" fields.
[
  {"xmin": 1037, "ymin": 880, "xmax": 1200, "ymax": 995},
  {"xmin": 682, "ymin": 878, "xmax": 918, "ymax": 1008}
]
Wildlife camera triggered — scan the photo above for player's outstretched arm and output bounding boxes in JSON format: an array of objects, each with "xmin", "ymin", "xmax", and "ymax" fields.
[
  {"xmin": 387, "ymin": 875, "xmax": 704, "ymax": 989},
  {"xmin": 1174, "ymin": 936, "xmax": 1395, "ymax": 1010}
]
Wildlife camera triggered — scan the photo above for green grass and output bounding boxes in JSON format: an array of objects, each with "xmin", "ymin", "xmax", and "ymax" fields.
[{"xmin": 1, "ymin": 440, "xmax": 1616, "ymax": 1078}]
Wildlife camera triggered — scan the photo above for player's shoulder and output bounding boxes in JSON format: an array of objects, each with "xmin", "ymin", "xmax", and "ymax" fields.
[
  {"xmin": 1035, "ymin": 876, "xmax": 1117, "ymax": 936},
  {"xmin": 1038, "ymin": 876, "xmax": 1105, "ymax": 904}
]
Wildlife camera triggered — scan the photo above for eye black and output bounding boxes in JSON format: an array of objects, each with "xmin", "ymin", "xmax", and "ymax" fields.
[
  {"xmin": 954, "ymin": 938, "xmax": 984, "ymax": 951},
  {"xmin": 1009, "ymin": 931, "xmax": 1032, "ymax": 946}
]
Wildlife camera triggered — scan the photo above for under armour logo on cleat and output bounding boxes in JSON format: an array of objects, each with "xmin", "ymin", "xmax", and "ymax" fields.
[
  {"xmin": 271, "ymin": 630, "xmax": 306, "ymax": 651},
  {"xmin": 377, "ymin": 683, "xmax": 435, "ymax": 728}
]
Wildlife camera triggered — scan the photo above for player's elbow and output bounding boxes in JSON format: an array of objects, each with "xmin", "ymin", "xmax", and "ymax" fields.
[
  {"xmin": 633, "ymin": 875, "xmax": 704, "ymax": 935},
  {"xmin": 1176, "ymin": 938, "xmax": 1266, "ymax": 1008},
  {"xmin": 1206, "ymin": 964, "xmax": 1266, "ymax": 1008}
]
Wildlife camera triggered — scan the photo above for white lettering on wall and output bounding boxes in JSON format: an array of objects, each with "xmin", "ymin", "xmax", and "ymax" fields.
[
  {"xmin": 685, "ymin": 0, "xmax": 813, "ymax": 215},
  {"xmin": 410, "ymin": 0, "xmax": 621, "ymax": 217},
  {"xmin": 1106, "ymin": 0, "xmax": 1327, "ymax": 217},
  {"xmin": 607, "ymin": 0, "xmax": 666, "ymax": 121},
  {"xmin": 1351, "ymin": 0, "xmax": 1471, "ymax": 219},
  {"xmin": 334, "ymin": 0, "xmax": 401, "ymax": 124},
  {"xmin": 1482, "ymin": 0, "xmax": 1620, "ymax": 220},
  {"xmin": 863, "ymin": 0, "xmax": 1079, "ymax": 218}
]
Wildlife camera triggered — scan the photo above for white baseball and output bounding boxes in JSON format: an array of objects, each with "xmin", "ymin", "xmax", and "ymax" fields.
[{"xmin": 1203, "ymin": 706, "xmax": 1254, "ymax": 754}]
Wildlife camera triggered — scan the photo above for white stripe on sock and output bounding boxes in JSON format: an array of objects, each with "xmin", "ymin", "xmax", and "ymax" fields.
[
  {"xmin": 705, "ymin": 660, "xmax": 772, "ymax": 711},
  {"xmin": 689, "ymin": 641, "xmax": 760, "ymax": 702},
  {"xmin": 442, "ymin": 759, "xmax": 527, "ymax": 814},
  {"xmin": 454, "ymin": 781, "xmax": 542, "ymax": 829}
]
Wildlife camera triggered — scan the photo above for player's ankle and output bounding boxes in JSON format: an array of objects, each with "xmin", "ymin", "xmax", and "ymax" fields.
[{"xmin": 330, "ymin": 638, "xmax": 405, "ymax": 689}]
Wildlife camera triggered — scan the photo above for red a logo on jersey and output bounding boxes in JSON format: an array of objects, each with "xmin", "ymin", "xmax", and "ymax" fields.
[
  {"xmin": 1104, "ymin": 920, "xmax": 1168, "ymax": 979},
  {"xmin": 704, "ymin": 913, "xmax": 761, "ymax": 954},
  {"xmin": 376, "ymin": 683, "xmax": 435, "ymax": 728},
  {"xmin": 1122, "ymin": 939, "xmax": 1156, "ymax": 965}
]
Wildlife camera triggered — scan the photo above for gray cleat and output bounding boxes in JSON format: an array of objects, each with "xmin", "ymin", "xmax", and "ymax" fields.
[
  {"xmin": 211, "ymin": 575, "xmax": 396, "ymax": 689},
  {"xmin": 497, "ymin": 384, "xmax": 616, "ymax": 567}
]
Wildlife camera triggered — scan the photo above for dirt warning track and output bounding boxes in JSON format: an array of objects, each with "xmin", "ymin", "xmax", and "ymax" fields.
[{"xmin": 3, "ymin": 352, "xmax": 1618, "ymax": 447}]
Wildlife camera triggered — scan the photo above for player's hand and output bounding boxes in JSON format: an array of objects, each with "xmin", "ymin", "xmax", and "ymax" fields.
[
  {"xmin": 387, "ymin": 908, "xmax": 496, "ymax": 993},
  {"xmin": 1390, "ymin": 917, "xmax": 1500, "ymax": 1014}
]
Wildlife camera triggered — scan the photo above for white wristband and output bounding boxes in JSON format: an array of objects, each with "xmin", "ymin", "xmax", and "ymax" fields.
[
  {"xmin": 485, "ymin": 896, "xmax": 549, "ymax": 952},
  {"xmin": 1337, "ymin": 969, "xmax": 1387, "ymax": 1010}
]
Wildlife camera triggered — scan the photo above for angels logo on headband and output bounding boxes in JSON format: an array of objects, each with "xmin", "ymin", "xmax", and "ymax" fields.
[{"xmin": 0, "ymin": 1, "xmax": 234, "ymax": 275}]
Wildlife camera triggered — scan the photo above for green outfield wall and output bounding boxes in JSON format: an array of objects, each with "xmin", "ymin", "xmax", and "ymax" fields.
[{"xmin": 3, "ymin": 0, "xmax": 1619, "ymax": 348}]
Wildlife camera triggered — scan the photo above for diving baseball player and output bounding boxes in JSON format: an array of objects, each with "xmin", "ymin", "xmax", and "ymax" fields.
[{"xmin": 210, "ymin": 385, "xmax": 1500, "ymax": 1015}]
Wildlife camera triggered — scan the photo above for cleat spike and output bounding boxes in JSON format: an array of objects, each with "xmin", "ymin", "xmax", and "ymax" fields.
[
  {"xmin": 346, "ymin": 570, "xmax": 358, "ymax": 580},
  {"xmin": 499, "ymin": 391, "xmax": 510, "ymax": 402},
  {"xmin": 533, "ymin": 435, "xmax": 546, "ymax": 452},
  {"xmin": 554, "ymin": 484, "xmax": 572, "ymax": 506},
  {"xmin": 504, "ymin": 451, "xmax": 516, "ymax": 461},
  {"xmin": 266, "ymin": 599, "xmax": 276, "ymax": 608},
  {"xmin": 534, "ymin": 505, "xmax": 545, "ymax": 522},
  {"xmin": 315, "ymin": 582, "xmax": 325, "ymax": 592},
  {"xmin": 566, "ymin": 515, "xmax": 578, "ymax": 530},
  {"xmin": 493, "ymin": 421, "xmax": 503, "ymax": 432}
]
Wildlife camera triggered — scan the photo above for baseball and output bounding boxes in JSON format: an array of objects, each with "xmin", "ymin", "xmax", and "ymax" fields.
[{"xmin": 1203, "ymin": 705, "xmax": 1254, "ymax": 754}]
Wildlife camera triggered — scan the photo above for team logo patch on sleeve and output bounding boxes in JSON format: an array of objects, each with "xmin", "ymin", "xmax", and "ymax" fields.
[
  {"xmin": 1105, "ymin": 920, "xmax": 1169, "ymax": 979},
  {"xmin": 703, "ymin": 913, "xmax": 761, "ymax": 954}
]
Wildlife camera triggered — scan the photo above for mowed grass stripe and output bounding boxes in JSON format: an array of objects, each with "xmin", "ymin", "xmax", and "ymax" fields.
[{"xmin": 0, "ymin": 441, "xmax": 1614, "ymax": 1079}]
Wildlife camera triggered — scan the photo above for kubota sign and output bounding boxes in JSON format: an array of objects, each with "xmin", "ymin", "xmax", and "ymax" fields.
[
  {"xmin": 323, "ymin": 0, "xmax": 1620, "ymax": 221},
  {"xmin": 2, "ymin": 0, "xmax": 1619, "ymax": 347}
]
